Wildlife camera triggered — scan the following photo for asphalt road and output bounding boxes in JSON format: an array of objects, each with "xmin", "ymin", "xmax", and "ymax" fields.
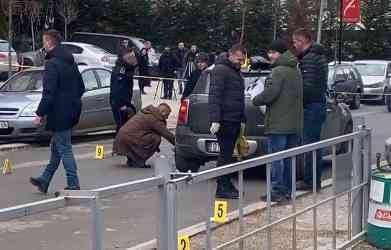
[{"xmin": 0, "ymin": 102, "xmax": 389, "ymax": 249}]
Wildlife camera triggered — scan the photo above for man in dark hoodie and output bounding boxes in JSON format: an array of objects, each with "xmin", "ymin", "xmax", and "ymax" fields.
[
  {"xmin": 293, "ymin": 28, "xmax": 328, "ymax": 191},
  {"xmin": 209, "ymin": 44, "xmax": 246, "ymax": 199},
  {"xmin": 181, "ymin": 52, "xmax": 209, "ymax": 100},
  {"xmin": 253, "ymin": 40, "xmax": 303, "ymax": 202},
  {"xmin": 30, "ymin": 30, "xmax": 85, "ymax": 193}
]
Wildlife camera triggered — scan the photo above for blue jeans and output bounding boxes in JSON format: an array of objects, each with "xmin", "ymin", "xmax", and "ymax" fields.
[
  {"xmin": 269, "ymin": 134, "xmax": 299, "ymax": 195},
  {"xmin": 303, "ymin": 102, "xmax": 326, "ymax": 188},
  {"xmin": 40, "ymin": 130, "xmax": 80, "ymax": 188}
]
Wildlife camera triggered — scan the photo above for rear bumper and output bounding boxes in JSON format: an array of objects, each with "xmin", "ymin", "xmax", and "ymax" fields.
[{"xmin": 175, "ymin": 126, "xmax": 269, "ymax": 162}]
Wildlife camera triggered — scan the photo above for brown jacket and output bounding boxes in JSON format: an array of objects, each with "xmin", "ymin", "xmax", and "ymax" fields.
[{"xmin": 115, "ymin": 105, "xmax": 175, "ymax": 164}]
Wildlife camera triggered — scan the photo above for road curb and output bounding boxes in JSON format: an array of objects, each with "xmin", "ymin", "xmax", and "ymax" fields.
[
  {"xmin": 127, "ymin": 179, "xmax": 333, "ymax": 250},
  {"xmin": 0, "ymin": 143, "xmax": 31, "ymax": 152}
]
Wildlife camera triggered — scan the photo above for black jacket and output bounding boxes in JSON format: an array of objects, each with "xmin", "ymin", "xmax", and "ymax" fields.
[
  {"xmin": 208, "ymin": 57, "xmax": 245, "ymax": 123},
  {"xmin": 182, "ymin": 68, "xmax": 202, "ymax": 99},
  {"xmin": 36, "ymin": 46, "xmax": 85, "ymax": 132},
  {"xmin": 158, "ymin": 52, "xmax": 177, "ymax": 77},
  {"xmin": 110, "ymin": 59, "xmax": 135, "ymax": 108},
  {"xmin": 174, "ymin": 48, "xmax": 188, "ymax": 69},
  {"xmin": 298, "ymin": 44, "xmax": 328, "ymax": 105}
]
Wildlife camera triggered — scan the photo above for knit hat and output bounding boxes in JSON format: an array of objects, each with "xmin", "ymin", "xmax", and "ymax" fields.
[{"xmin": 268, "ymin": 39, "xmax": 288, "ymax": 54}]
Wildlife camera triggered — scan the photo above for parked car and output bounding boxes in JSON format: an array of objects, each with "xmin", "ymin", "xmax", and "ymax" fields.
[
  {"xmin": 328, "ymin": 62, "xmax": 363, "ymax": 110},
  {"xmin": 71, "ymin": 32, "xmax": 161, "ymax": 75},
  {"xmin": 61, "ymin": 42, "xmax": 117, "ymax": 68},
  {"xmin": 353, "ymin": 60, "xmax": 391, "ymax": 103},
  {"xmin": 0, "ymin": 40, "xmax": 19, "ymax": 80},
  {"xmin": 174, "ymin": 66, "xmax": 353, "ymax": 173},
  {"xmin": 0, "ymin": 66, "xmax": 141, "ymax": 140}
]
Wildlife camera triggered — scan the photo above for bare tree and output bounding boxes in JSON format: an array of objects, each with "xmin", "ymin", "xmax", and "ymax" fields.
[
  {"xmin": 56, "ymin": 0, "xmax": 79, "ymax": 41},
  {"xmin": 25, "ymin": 1, "xmax": 42, "ymax": 51}
]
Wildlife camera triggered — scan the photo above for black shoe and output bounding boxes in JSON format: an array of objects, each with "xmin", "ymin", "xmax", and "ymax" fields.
[
  {"xmin": 215, "ymin": 184, "xmax": 239, "ymax": 199},
  {"xmin": 64, "ymin": 186, "xmax": 80, "ymax": 190},
  {"xmin": 30, "ymin": 177, "xmax": 49, "ymax": 194}
]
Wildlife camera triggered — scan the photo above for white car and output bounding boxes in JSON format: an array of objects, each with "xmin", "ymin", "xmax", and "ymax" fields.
[
  {"xmin": 61, "ymin": 42, "xmax": 117, "ymax": 68},
  {"xmin": 0, "ymin": 40, "xmax": 19, "ymax": 80}
]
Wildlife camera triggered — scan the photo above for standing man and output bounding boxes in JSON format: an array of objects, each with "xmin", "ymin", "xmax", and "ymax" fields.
[
  {"xmin": 174, "ymin": 42, "xmax": 188, "ymax": 94},
  {"xmin": 292, "ymin": 28, "xmax": 328, "ymax": 191},
  {"xmin": 209, "ymin": 44, "xmax": 246, "ymax": 199},
  {"xmin": 30, "ymin": 30, "xmax": 85, "ymax": 193},
  {"xmin": 183, "ymin": 45, "xmax": 198, "ymax": 79},
  {"xmin": 139, "ymin": 41, "xmax": 156, "ymax": 94},
  {"xmin": 181, "ymin": 52, "xmax": 209, "ymax": 100},
  {"xmin": 159, "ymin": 47, "xmax": 177, "ymax": 100},
  {"xmin": 252, "ymin": 40, "xmax": 303, "ymax": 202}
]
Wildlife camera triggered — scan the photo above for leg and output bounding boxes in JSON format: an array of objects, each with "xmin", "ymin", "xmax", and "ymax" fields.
[
  {"xmin": 55, "ymin": 130, "xmax": 80, "ymax": 189},
  {"xmin": 303, "ymin": 103, "xmax": 326, "ymax": 188},
  {"xmin": 269, "ymin": 134, "xmax": 288, "ymax": 195},
  {"xmin": 282, "ymin": 134, "xmax": 300, "ymax": 195},
  {"xmin": 111, "ymin": 105, "xmax": 122, "ymax": 136},
  {"xmin": 39, "ymin": 135, "xmax": 62, "ymax": 187},
  {"xmin": 167, "ymin": 80, "xmax": 174, "ymax": 99}
]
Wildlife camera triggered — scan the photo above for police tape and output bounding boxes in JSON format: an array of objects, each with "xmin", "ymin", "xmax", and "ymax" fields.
[{"xmin": 133, "ymin": 75, "xmax": 188, "ymax": 82}]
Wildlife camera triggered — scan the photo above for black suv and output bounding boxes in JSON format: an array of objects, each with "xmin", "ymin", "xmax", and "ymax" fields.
[{"xmin": 175, "ymin": 66, "xmax": 353, "ymax": 172}]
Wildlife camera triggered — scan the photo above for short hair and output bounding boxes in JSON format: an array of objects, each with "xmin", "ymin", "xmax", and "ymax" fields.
[
  {"xmin": 229, "ymin": 43, "xmax": 247, "ymax": 55},
  {"xmin": 293, "ymin": 28, "xmax": 312, "ymax": 42},
  {"xmin": 43, "ymin": 29, "xmax": 62, "ymax": 45},
  {"xmin": 158, "ymin": 103, "xmax": 171, "ymax": 112}
]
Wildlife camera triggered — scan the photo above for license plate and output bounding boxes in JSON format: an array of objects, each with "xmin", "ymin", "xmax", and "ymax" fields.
[
  {"xmin": 0, "ymin": 121, "xmax": 8, "ymax": 129},
  {"xmin": 207, "ymin": 142, "xmax": 220, "ymax": 153},
  {"xmin": 206, "ymin": 141, "xmax": 239, "ymax": 155}
]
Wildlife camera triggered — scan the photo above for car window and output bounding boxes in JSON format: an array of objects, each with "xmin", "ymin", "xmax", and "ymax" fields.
[
  {"xmin": 62, "ymin": 44, "xmax": 83, "ymax": 54},
  {"xmin": 328, "ymin": 68, "xmax": 335, "ymax": 85},
  {"xmin": 344, "ymin": 68, "xmax": 355, "ymax": 80},
  {"xmin": 0, "ymin": 41, "xmax": 15, "ymax": 52},
  {"xmin": 335, "ymin": 68, "xmax": 346, "ymax": 81},
  {"xmin": 86, "ymin": 45, "xmax": 110, "ymax": 55},
  {"xmin": 354, "ymin": 63, "xmax": 386, "ymax": 76},
  {"xmin": 95, "ymin": 69, "xmax": 111, "ymax": 88},
  {"xmin": 351, "ymin": 68, "xmax": 360, "ymax": 80},
  {"xmin": 0, "ymin": 71, "xmax": 43, "ymax": 92},
  {"xmin": 82, "ymin": 70, "xmax": 99, "ymax": 91}
]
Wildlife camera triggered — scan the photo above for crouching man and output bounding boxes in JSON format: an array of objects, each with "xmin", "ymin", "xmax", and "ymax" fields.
[{"xmin": 115, "ymin": 103, "xmax": 175, "ymax": 168}]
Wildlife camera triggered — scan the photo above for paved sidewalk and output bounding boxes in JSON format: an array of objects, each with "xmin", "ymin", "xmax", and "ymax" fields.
[
  {"xmin": 190, "ymin": 186, "xmax": 377, "ymax": 250},
  {"xmin": 141, "ymin": 80, "xmax": 181, "ymax": 129}
]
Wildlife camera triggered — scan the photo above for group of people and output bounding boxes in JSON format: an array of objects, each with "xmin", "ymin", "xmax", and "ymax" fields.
[
  {"xmin": 208, "ymin": 28, "xmax": 328, "ymax": 200},
  {"xmin": 28, "ymin": 27, "xmax": 328, "ymax": 204}
]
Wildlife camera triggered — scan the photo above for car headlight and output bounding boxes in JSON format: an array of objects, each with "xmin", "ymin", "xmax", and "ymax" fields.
[
  {"xmin": 20, "ymin": 102, "xmax": 39, "ymax": 117},
  {"xmin": 367, "ymin": 82, "xmax": 384, "ymax": 88}
]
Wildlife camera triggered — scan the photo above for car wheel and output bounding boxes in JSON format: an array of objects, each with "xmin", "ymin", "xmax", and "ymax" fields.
[
  {"xmin": 175, "ymin": 151, "xmax": 201, "ymax": 173},
  {"xmin": 386, "ymin": 96, "xmax": 391, "ymax": 112},
  {"xmin": 349, "ymin": 93, "xmax": 360, "ymax": 110}
]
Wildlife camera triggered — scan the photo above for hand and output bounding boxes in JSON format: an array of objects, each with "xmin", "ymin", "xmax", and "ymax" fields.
[
  {"xmin": 241, "ymin": 123, "xmax": 246, "ymax": 130},
  {"xmin": 33, "ymin": 116, "xmax": 44, "ymax": 126},
  {"xmin": 120, "ymin": 105, "xmax": 127, "ymax": 111},
  {"xmin": 210, "ymin": 122, "xmax": 220, "ymax": 135}
]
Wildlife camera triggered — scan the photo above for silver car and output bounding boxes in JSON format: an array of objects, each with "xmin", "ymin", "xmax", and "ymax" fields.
[
  {"xmin": 0, "ymin": 40, "xmax": 19, "ymax": 80},
  {"xmin": 353, "ymin": 60, "xmax": 391, "ymax": 102},
  {"xmin": 0, "ymin": 66, "xmax": 141, "ymax": 140}
]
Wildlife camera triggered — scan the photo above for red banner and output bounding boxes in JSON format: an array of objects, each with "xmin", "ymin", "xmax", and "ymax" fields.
[{"xmin": 342, "ymin": 0, "xmax": 361, "ymax": 23}]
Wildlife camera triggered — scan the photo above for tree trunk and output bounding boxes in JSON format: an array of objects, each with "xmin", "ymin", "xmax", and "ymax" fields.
[
  {"xmin": 64, "ymin": 20, "xmax": 68, "ymax": 41},
  {"xmin": 31, "ymin": 19, "xmax": 35, "ymax": 51},
  {"xmin": 240, "ymin": 6, "xmax": 247, "ymax": 45}
]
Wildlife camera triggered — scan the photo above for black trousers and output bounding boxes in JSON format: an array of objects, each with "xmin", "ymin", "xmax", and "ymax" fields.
[
  {"xmin": 163, "ymin": 80, "xmax": 174, "ymax": 99},
  {"xmin": 216, "ymin": 121, "xmax": 241, "ymax": 185},
  {"xmin": 111, "ymin": 105, "xmax": 129, "ymax": 136}
]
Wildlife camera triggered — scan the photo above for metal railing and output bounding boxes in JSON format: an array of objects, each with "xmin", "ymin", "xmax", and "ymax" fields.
[
  {"xmin": 165, "ymin": 125, "xmax": 371, "ymax": 250},
  {"xmin": 0, "ymin": 126, "xmax": 371, "ymax": 250}
]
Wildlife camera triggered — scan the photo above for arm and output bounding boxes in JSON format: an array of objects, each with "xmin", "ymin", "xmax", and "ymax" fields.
[
  {"xmin": 208, "ymin": 67, "xmax": 225, "ymax": 122},
  {"xmin": 252, "ymin": 68, "xmax": 284, "ymax": 106},
  {"xmin": 152, "ymin": 121, "xmax": 175, "ymax": 145},
  {"xmin": 36, "ymin": 61, "xmax": 59, "ymax": 117}
]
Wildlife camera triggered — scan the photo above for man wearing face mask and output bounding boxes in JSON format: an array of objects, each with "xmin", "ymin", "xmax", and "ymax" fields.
[
  {"xmin": 208, "ymin": 44, "xmax": 246, "ymax": 199},
  {"xmin": 181, "ymin": 52, "xmax": 209, "ymax": 100}
]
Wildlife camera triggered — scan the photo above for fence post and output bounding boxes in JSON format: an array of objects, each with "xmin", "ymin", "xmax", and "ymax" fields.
[
  {"xmin": 352, "ymin": 126, "xmax": 364, "ymax": 236},
  {"xmin": 155, "ymin": 155, "xmax": 176, "ymax": 250},
  {"xmin": 362, "ymin": 128, "xmax": 372, "ymax": 228},
  {"xmin": 91, "ymin": 195, "xmax": 103, "ymax": 250}
]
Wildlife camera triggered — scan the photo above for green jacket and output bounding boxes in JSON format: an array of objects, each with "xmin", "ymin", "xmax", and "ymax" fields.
[{"xmin": 252, "ymin": 51, "xmax": 303, "ymax": 135}]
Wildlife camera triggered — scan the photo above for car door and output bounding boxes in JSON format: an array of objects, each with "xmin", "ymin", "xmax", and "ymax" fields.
[
  {"xmin": 95, "ymin": 68, "xmax": 116, "ymax": 129},
  {"xmin": 74, "ymin": 69, "xmax": 106, "ymax": 132}
]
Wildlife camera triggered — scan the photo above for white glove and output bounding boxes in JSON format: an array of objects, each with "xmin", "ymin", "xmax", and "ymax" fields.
[
  {"xmin": 210, "ymin": 122, "xmax": 220, "ymax": 135},
  {"xmin": 241, "ymin": 123, "xmax": 246, "ymax": 130}
]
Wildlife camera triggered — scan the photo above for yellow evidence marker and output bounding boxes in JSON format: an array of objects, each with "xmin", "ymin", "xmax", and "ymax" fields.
[
  {"xmin": 2, "ymin": 159, "xmax": 13, "ymax": 175},
  {"xmin": 178, "ymin": 235, "xmax": 190, "ymax": 250},
  {"xmin": 95, "ymin": 145, "xmax": 105, "ymax": 159},
  {"xmin": 211, "ymin": 200, "xmax": 228, "ymax": 223}
]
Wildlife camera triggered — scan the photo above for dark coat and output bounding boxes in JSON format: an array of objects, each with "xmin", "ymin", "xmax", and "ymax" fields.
[
  {"xmin": 182, "ymin": 68, "xmax": 202, "ymax": 99},
  {"xmin": 36, "ymin": 45, "xmax": 85, "ymax": 132},
  {"xmin": 253, "ymin": 51, "xmax": 303, "ymax": 135},
  {"xmin": 208, "ymin": 57, "xmax": 246, "ymax": 123},
  {"xmin": 115, "ymin": 105, "xmax": 175, "ymax": 164},
  {"xmin": 110, "ymin": 59, "xmax": 135, "ymax": 108},
  {"xmin": 174, "ymin": 48, "xmax": 188, "ymax": 69},
  {"xmin": 297, "ymin": 44, "xmax": 328, "ymax": 105},
  {"xmin": 158, "ymin": 52, "xmax": 177, "ymax": 77}
]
